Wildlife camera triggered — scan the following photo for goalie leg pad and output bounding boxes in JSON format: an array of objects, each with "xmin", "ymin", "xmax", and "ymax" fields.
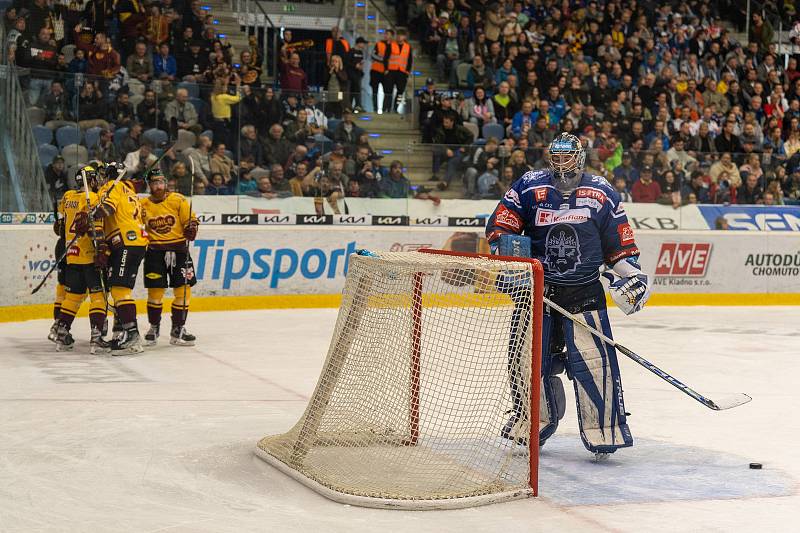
[
  {"xmin": 539, "ymin": 313, "xmax": 567, "ymax": 446},
  {"xmin": 563, "ymin": 309, "xmax": 633, "ymax": 454}
]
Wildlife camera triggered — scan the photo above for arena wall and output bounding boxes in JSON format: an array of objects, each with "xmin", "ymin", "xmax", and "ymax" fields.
[{"xmin": 1, "ymin": 225, "xmax": 798, "ymax": 322}]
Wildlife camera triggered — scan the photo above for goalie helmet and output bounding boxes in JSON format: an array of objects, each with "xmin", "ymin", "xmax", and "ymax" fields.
[{"xmin": 547, "ymin": 133, "xmax": 586, "ymax": 195}]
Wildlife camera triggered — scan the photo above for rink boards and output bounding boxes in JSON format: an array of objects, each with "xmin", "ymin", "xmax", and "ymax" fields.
[{"xmin": 1, "ymin": 226, "xmax": 799, "ymax": 321}]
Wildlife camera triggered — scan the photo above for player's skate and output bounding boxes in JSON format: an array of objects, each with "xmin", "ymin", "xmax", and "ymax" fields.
[
  {"xmin": 594, "ymin": 452, "xmax": 612, "ymax": 462},
  {"xmin": 90, "ymin": 327, "xmax": 111, "ymax": 355},
  {"xmin": 144, "ymin": 324, "xmax": 160, "ymax": 347},
  {"xmin": 48, "ymin": 321, "xmax": 59, "ymax": 343},
  {"xmin": 55, "ymin": 324, "xmax": 74, "ymax": 352},
  {"xmin": 111, "ymin": 325, "xmax": 144, "ymax": 355},
  {"xmin": 170, "ymin": 326, "xmax": 196, "ymax": 346}
]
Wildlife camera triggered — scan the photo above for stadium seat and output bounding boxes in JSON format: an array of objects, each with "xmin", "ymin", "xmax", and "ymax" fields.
[
  {"xmin": 113, "ymin": 127, "xmax": 129, "ymax": 149},
  {"xmin": 200, "ymin": 129, "xmax": 213, "ymax": 141},
  {"xmin": 189, "ymin": 98, "xmax": 206, "ymax": 123},
  {"xmin": 33, "ymin": 125, "xmax": 53, "ymax": 146},
  {"xmin": 56, "ymin": 125, "xmax": 81, "ymax": 149},
  {"xmin": 327, "ymin": 118, "xmax": 341, "ymax": 133},
  {"xmin": 482, "ymin": 123, "xmax": 504, "ymax": 140},
  {"xmin": 127, "ymin": 79, "xmax": 146, "ymax": 96},
  {"xmin": 27, "ymin": 107, "xmax": 46, "ymax": 126},
  {"xmin": 174, "ymin": 129, "xmax": 197, "ymax": 152},
  {"xmin": 177, "ymin": 81, "xmax": 200, "ymax": 98},
  {"xmin": 144, "ymin": 128, "xmax": 168, "ymax": 147},
  {"xmin": 84, "ymin": 126, "xmax": 103, "ymax": 150},
  {"xmin": 61, "ymin": 144, "xmax": 89, "ymax": 168},
  {"xmin": 463, "ymin": 122, "xmax": 479, "ymax": 142},
  {"xmin": 38, "ymin": 144, "xmax": 59, "ymax": 167},
  {"xmin": 456, "ymin": 63, "xmax": 472, "ymax": 88}
]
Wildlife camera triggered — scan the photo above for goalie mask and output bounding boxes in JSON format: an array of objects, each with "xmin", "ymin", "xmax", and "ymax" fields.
[{"xmin": 548, "ymin": 133, "xmax": 586, "ymax": 195}]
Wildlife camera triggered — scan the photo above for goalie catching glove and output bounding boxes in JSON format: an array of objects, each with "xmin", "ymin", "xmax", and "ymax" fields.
[{"xmin": 602, "ymin": 257, "xmax": 650, "ymax": 315}]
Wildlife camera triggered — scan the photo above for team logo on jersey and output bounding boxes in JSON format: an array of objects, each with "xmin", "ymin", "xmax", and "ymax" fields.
[
  {"xmin": 535, "ymin": 188, "xmax": 548, "ymax": 202},
  {"xmin": 146, "ymin": 272, "xmax": 162, "ymax": 280},
  {"xmin": 494, "ymin": 205, "xmax": 523, "ymax": 232},
  {"xmin": 617, "ymin": 222, "xmax": 635, "ymax": 245},
  {"xmin": 503, "ymin": 188, "xmax": 522, "ymax": 208},
  {"xmin": 544, "ymin": 225, "xmax": 581, "ymax": 275},
  {"xmin": 576, "ymin": 188, "xmax": 606, "ymax": 203},
  {"xmin": 126, "ymin": 230, "xmax": 137, "ymax": 241},
  {"xmin": 536, "ymin": 208, "xmax": 590, "ymax": 226},
  {"xmin": 147, "ymin": 215, "xmax": 177, "ymax": 235}
]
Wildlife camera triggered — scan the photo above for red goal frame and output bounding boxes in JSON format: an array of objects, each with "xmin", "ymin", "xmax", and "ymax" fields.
[{"xmin": 415, "ymin": 248, "xmax": 545, "ymax": 496}]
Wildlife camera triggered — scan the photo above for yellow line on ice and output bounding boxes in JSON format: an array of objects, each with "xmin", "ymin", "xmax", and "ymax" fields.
[{"xmin": 1, "ymin": 293, "xmax": 799, "ymax": 323}]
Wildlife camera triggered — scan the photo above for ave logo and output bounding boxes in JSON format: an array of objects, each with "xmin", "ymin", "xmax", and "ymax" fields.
[{"xmin": 655, "ymin": 243, "xmax": 712, "ymax": 277}]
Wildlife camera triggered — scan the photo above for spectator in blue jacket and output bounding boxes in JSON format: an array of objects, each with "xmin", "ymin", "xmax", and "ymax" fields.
[
  {"xmin": 154, "ymin": 43, "xmax": 177, "ymax": 81},
  {"xmin": 546, "ymin": 86, "xmax": 567, "ymax": 124},
  {"xmin": 511, "ymin": 99, "xmax": 535, "ymax": 138}
]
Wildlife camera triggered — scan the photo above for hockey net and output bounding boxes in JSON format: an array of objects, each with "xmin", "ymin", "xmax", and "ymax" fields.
[{"xmin": 255, "ymin": 249, "xmax": 544, "ymax": 509}]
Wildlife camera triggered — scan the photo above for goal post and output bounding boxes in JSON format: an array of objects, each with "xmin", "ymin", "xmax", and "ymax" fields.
[{"xmin": 256, "ymin": 249, "xmax": 544, "ymax": 510}]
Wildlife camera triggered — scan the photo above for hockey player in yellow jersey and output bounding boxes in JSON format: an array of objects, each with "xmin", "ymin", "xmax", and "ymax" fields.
[
  {"xmin": 140, "ymin": 169, "xmax": 199, "ymax": 346},
  {"xmin": 53, "ymin": 165, "xmax": 112, "ymax": 353},
  {"xmin": 86, "ymin": 163, "xmax": 149, "ymax": 354}
]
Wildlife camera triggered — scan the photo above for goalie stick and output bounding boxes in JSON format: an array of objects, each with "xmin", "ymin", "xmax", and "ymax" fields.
[{"xmin": 543, "ymin": 296, "xmax": 752, "ymax": 411}]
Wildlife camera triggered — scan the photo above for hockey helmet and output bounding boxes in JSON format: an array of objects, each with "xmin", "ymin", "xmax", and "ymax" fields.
[
  {"xmin": 547, "ymin": 133, "xmax": 586, "ymax": 194},
  {"xmin": 75, "ymin": 164, "xmax": 100, "ymax": 190},
  {"xmin": 146, "ymin": 168, "xmax": 167, "ymax": 184}
]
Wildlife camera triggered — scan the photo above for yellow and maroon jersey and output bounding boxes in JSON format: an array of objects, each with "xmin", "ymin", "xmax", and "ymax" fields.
[
  {"xmin": 141, "ymin": 192, "xmax": 196, "ymax": 250},
  {"xmin": 59, "ymin": 189, "xmax": 103, "ymax": 265},
  {"xmin": 98, "ymin": 180, "xmax": 148, "ymax": 247}
]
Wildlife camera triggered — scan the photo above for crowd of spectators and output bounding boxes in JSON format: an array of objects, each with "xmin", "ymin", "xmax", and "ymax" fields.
[
  {"xmin": 4, "ymin": 1, "xmax": 440, "ymax": 206},
  {"xmin": 411, "ymin": 0, "xmax": 800, "ymax": 205}
]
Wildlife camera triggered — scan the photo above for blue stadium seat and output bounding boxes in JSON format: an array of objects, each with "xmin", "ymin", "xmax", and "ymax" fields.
[
  {"xmin": 482, "ymin": 123, "xmax": 505, "ymax": 141},
  {"xmin": 56, "ymin": 125, "xmax": 81, "ymax": 149},
  {"xmin": 38, "ymin": 144, "xmax": 59, "ymax": 167},
  {"xmin": 113, "ymin": 127, "xmax": 129, "ymax": 149},
  {"xmin": 143, "ymin": 128, "xmax": 168, "ymax": 147},
  {"xmin": 33, "ymin": 125, "xmax": 53, "ymax": 146},
  {"xmin": 177, "ymin": 81, "xmax": 200, "ymax": 99},
  {"xmin": 189, "ymin": 98, "xmax": 206, "ymax": 123},
  {"xmin": 84, "ymin": 126, "xmax": 103, "ymax": 150},
  {"xmin": 327, "ymin": 118, "xmax": 341, "ymax": 133},
  {"xmin": 200, "ymin": 129, "xmax": 213, "ymax": 141}
]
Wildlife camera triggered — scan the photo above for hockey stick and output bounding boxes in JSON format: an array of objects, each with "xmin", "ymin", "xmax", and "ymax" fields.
[
  {"xmin": 543, "ymin": 296, "xmax": 752, "ymax": 411},
  {"xmin": 80, "ymin": 168, "xmax": 110, "ymax": 307}
]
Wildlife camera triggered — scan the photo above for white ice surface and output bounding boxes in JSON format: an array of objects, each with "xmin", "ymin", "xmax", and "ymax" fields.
[{"xmin": 0, "ymin": 306, "xmax": 798, "ymax": 532}]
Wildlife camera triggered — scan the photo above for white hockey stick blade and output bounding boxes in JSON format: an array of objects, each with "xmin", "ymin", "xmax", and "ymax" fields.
[{"xmin": 706, "ymin": 393, "xmax": 752, "ymax": 411}]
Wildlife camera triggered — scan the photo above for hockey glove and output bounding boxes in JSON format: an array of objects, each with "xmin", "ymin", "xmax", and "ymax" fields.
[
  {"xmin": 73, "ymin": 211, "xmax": 90, "ymax": 236},
  {"xmin": 183, "ymin": 220, "xmax": 199, "ymax": 241},
  {"xmin": 53, "ymin": 216, "xmax": 64, "ymax": 236},
  {"xmin": 94, "ymin": 241, "xmax": 110, "ymax": 269},
  {"xmin": 602, "ymin": 258, "xmax": 650, "ymax": 315}
]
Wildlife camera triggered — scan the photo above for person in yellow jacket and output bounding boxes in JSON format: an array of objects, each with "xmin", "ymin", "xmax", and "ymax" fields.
[
  {"xmin": 140, "ymin": 170, "xmax": 199, "ymax": 347},
  {"xmin": 54, "ymin": 165, "xmax": 111, "ymax": 354}
]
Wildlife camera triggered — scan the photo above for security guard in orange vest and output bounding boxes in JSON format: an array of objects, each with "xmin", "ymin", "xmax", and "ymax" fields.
[
  {"xmin": 324, "ymin": 26, "xmax": 350, "ymax": 66},
  {"xmin": 370, "ymin": 29, "xmax": 393, "ymax": 113},
  {"xmin": 384, "ymin": 29, "xmax": 413, "ymax": 114}
]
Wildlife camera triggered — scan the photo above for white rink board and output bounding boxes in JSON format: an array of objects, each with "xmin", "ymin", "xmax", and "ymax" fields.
[{"xmin": 2, "ymin": 226, "xmax": 800, "ymax": 307}]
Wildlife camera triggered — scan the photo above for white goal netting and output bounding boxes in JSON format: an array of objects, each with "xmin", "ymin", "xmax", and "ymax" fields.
[{"xmin": 256, "ymin": 250, "xmax": 543, "ymax": 509}]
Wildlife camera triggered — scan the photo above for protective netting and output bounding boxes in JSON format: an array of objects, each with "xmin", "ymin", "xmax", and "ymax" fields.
[{"xmin": 256, "ymin": 251, "xmax": 542, "ymax": 509}]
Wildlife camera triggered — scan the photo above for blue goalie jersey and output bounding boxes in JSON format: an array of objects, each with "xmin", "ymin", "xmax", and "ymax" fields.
[{"xmin": 486, "ymin": 170, "xmax": 640, "ymax": 285}]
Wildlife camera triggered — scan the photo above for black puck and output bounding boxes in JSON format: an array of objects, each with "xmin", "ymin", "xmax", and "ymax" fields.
[{"xmin": 749, "ymin": 463, "xmax": 762, "ymax": 469}]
